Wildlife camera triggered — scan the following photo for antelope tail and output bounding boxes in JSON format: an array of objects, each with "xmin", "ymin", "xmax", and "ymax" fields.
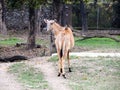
[{"xmin": 60, "ymin": 49, "xmax": 63, "ymax": 58}]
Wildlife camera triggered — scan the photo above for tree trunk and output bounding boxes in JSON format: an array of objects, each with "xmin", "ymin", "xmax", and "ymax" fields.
[
  {"xmin": 97, "ymin": 7, "xmax": 100, "ymax": 29},
  {"xmin": 52, "ymin": 0, "xmax": 62, "ymax": 23},
  {"xmin": 0, "ymin": 0, "xmax": 7, "ymax": 35},
  {"xmin": 63, "ymin": 4, "xmax": 72, "ymax": 26},
  {"xmin": 27, "ymin": 2, "xmax": 36, "ymax": 49},
  {"xmin": 80, "ymin": 0, "xmax": 88, "ymax": 33},
  {"xmin": 0, "ymin": 2, "xmax": 2, "ymax": 31},
  {"xmin": 49, "ymin": 32, "xmax": 54, "ymax": 55},
  {"xmin": 61, "ymin": 2, "xmax": 65, "ymax": 26},
  {"xmin": 36, "ymin": 6, "xmax": 42, "ymax": 35}
]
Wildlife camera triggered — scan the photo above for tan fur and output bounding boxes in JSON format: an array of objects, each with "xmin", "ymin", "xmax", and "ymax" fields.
[{"xmin": 44, "ymin": 19, "xmax": 74, "ymax": 76}]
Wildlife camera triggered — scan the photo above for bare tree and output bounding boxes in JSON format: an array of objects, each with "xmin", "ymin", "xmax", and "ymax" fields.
[
  {"xmin": 80, "ymin": 0, "xmax": 88, "ymax": 33},
  {"xmin": 27, "ymin": 1, "xmax": 36, "ymax": 49},
  {"xmin": 0, "ymin": 2, "xmax": 2, "ymax": 31},
  {"xmin": 0, "ymin": 0, "xmax": 7, "ymax": 35}
]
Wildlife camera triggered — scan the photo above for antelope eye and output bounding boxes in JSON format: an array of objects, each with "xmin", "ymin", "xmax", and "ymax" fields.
[{"xmin": 51, "ymin": 23, "xmax": 54, "ymax": 25}]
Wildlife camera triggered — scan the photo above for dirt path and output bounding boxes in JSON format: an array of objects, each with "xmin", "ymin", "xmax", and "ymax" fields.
[
  {"xmin": 0, "ymin": 57, "xmax": 71, "ymax": 90},
  {"xmin": 27, "ymin": 57, "xmax": 72, "ymax": 90},
  {"xmin": 0, "ymin": 52, "xmax": 119, "ymax": 90},
  {"xmin": 0, "ymin": 63, "xmax": 24, "ymax": 90},
  {"xmin": 52, "ymin": 52, "xmax": 120, "ymax": 57}
]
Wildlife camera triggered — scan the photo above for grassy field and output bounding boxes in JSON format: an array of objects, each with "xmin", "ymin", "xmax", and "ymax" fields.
[
  {"xmin": 49, "ymin": 55, "xmax": 79, "ymax": 62},
  {"xmin": 50, "ymin": 56, "xmax": 120, "ymax": 90},
  {"xmin": 0, "ymin": 37, "xmax": 23, "ymax": 46},
  {"xmin": 75, "ymin": 37, "xmax": 120, "ymax": 49},
  {"xmin": 1, "ymin": 34, "xmax": 120, "ymax": 90},
  {"xmin": 8, "ymin": 56, "xmax": 120, "ymax": 90},
  {"xmin": 0, "ymin": 36, "xmax": 48, "ymax": 46},
  {"xmin": 69, "ymin": 57, "xmax": 120, "ymax": 90},
  {"xmin": 8, "ymin": 62, "xmax": 50, "ymax": 90},
  {"xmin": 0, "ymin": 35, "xmax": 120, "ymax": 51}
]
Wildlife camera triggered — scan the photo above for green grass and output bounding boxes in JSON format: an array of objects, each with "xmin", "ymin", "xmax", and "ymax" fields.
[
  {"xmin": 75, "ymin": 37, "xmax": 120, "ymax": 49},
  {"xmin": 0, "ymin": 36, "xmax": 48, "ymax": 47},
  {"xmin": 49, "ymin": 55, "xmax": 79, "ymax": 62},
  {"xmin": 116, "ymin": 35, "xmax": 120, "ymax": 39},
  {"xmin": 68, "ymin": 57, "xmax": 120, "ymax": 90},
  {"xmin": 0, "ymin": 37, "xmax": 23, "ymax": 46},
  {"xmin": 36, "ymin": 39, "xmax": 48, "ymax": 46},
  {"xmin": 0, "ymin": 36, "xmax": 120, "ymax": 50},
  {"xmin": 9, "ymin": 62, "xmax": 49, "ymax": 89}
]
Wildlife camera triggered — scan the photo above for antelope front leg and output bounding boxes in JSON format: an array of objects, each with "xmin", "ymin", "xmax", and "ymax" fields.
[
  {"xmin": 58, "ymin": 59, "xmax": 62, "ymax": 76},
  {"xmin": 67, "ymin": 51, "xmax": 72, "ymax": 72},
  {"xmin": 57, "ymin": 48, "xmax": 62, "ymax": 77},
  {"xmin": 61, "ymin": 58, "xmax": 66, "ymax": 79}
]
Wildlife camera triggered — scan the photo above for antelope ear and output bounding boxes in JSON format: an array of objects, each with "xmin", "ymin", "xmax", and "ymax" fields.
[
  {"xmin": 51, "ymin": 20, "xmax": 55, "ymax": 25},
  {"xmin": 54, "ymin": 19, "xmax": 57, "ymax": 22},
  {"xmin": 44, "ymin": 19, "xmax": 47, "ymax": 23}
]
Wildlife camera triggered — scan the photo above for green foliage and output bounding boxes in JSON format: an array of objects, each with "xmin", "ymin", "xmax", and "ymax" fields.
[
  {"xmin": 7, "ymin": 0, "xmax": 46, "ymax": 9},
  {"xmin": 9, "ymin": 62, "xmax": 49, "ymax": 89},
  {"xmin": 6, "ymin": 0, "xmax": 115, "ymax": 28},
  {"xmin": 28, "ymin": 0, "xmax": 46, "ymax": 8},
  {"xmin": 86, "ymin": 3, "xmax": 112, "ymax": 28},
  {"xmin": 7, "ymin": 0, "xmax": 28, "ymax": 9},
  {"xmin": 112, "ymin": 0, "xmax": 120, "ymax": 28},
  {"xmin": 72, "ymin": 0, "xmax": 113, "ymax": 28}
]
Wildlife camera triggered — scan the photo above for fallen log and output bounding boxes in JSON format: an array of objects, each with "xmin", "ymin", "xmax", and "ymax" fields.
[
  {"xmin": 15, "ymin": 43, "xmax": 41, "ymax": 48},
  {"xmin": 0, "ymin": 55, "xmax": 28, "ymax": 62},
  {"xmin": 73, "ymin": 30, "xmax": 120, "ymax": 42}
]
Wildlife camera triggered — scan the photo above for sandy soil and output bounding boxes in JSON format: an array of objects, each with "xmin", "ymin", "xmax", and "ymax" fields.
[
  {"xmin": 0, "ymin": 53, "xmax": 120, "ymax": 90},
  {"xmin": 0, "ymin": 57, "xmax": 72, "ymax": 90},
  {"xmin": 26, "ymin": 57, "xmax": 72, "ymax": 90},
  {"xmin": 0, "ymin": 63, "xmax": 25, "ymax": 90}
]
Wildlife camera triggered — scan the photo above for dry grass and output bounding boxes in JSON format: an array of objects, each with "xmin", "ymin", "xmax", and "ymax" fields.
[
  {"xmin": 49, "ymin": 56, "xmax": 120, "ymax": 90},
  {"xmin": 8, "ymin": 62, "xmax": 50, "ymax": 90},
  {"xmin": 67, "ymin": 57, "xmax": 120, "ymax": 90}
]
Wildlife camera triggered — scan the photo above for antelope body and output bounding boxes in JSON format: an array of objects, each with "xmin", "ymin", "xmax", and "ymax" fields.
[{"xmin": 44, "ymin": 19, "xmax": 74, "ymax": 78}]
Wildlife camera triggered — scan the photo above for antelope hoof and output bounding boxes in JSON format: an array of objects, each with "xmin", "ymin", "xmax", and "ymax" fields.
[
  {"xmin": 58, "ymin": 73, "xmax": 61, "ymax": 77},
  {"xmin": 62, "ymin": 74, "xmax": 66, "ymax": 79},
  {"xmin": 69, "ymin": 68, "xmax": 72, "ymax": 72}
]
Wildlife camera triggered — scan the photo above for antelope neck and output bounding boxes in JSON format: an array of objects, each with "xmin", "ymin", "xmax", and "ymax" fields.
[{"xmin": 51, "ymin": 22, "xmax": 63, "ymax": 36}]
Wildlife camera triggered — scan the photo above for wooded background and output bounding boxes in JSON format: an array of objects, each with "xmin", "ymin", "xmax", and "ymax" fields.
[{"xmin": 0, "ymin": 0, "xmax": 120, "ymax": 49}]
